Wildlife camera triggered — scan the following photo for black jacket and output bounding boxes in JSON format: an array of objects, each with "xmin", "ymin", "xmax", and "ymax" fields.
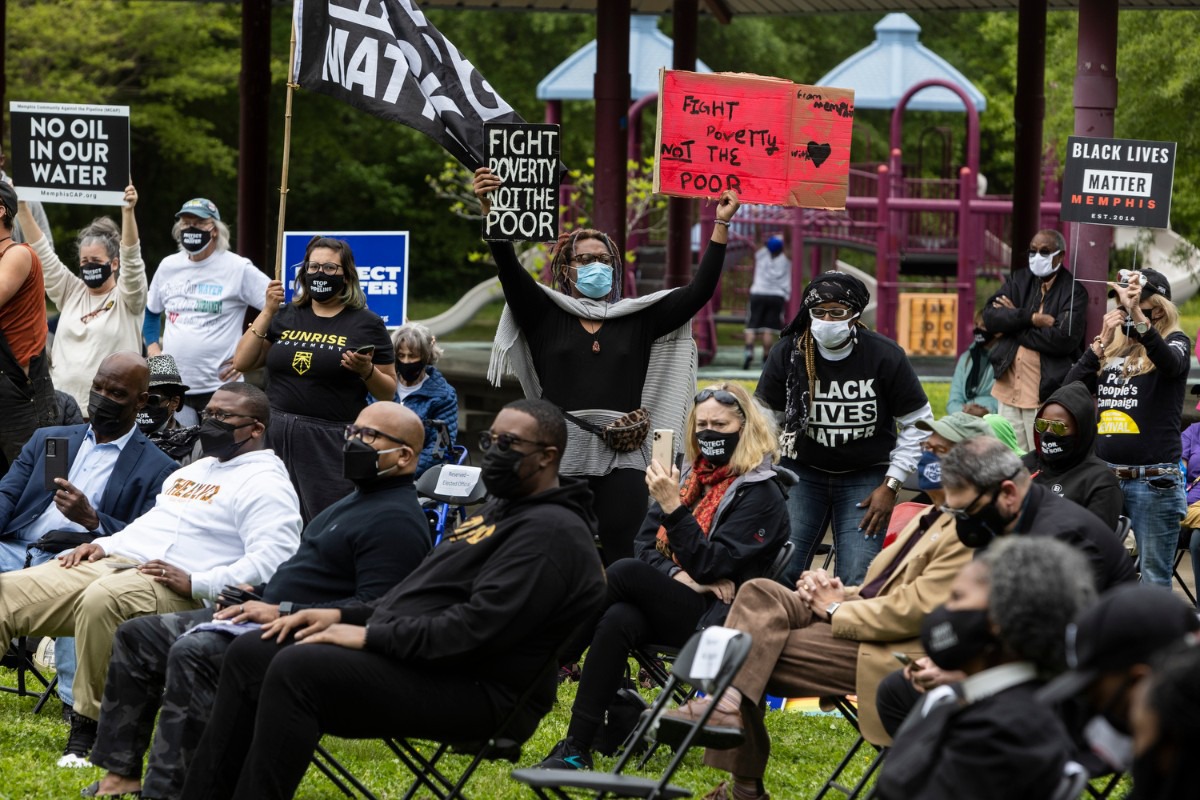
[
  {"xmin": 341, "ymin": 476, "xmax": 606, "ymax": 740},
  {"xmin": 1010, "ymin": 482, "xmax": 1137, "ymax": 591},
  {"xmin": 1021, "ymin": 381, "xmax": 1124, "ymax": 529},
  {"xmin": 983, "ymin": 267, "xmax": 1089, "ymax": 403}
]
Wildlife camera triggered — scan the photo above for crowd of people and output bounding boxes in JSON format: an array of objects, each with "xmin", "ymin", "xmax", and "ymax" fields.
[{"xmin": 0, "ymin": 159, "xmax": 1197, "ymax": 800}]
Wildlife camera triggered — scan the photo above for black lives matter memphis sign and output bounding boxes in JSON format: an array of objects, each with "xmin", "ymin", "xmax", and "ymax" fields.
[
  {"xmin": 1061, "ymin": 135, "xmax": 1176, "ymax": 228},
  {"xmin": 484, "ymin": 123, "xmax": 560, "ymax": 242},
  {"xmin": 10, "ymin": 102, "xmax": 130, "ymax": 206},
  {"xmin": 293, "ymin": 0, "xmax": 526, "ymax": 170}
]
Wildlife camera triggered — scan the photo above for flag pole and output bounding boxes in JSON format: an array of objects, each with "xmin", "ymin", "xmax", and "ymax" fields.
[{"xmin": 274, "ymin": 19, "xmax": 299, "ymax": 283}]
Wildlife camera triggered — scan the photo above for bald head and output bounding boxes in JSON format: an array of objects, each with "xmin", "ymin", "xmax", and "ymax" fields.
[
  {"xmin": 89, "ymin": 352, "xmax": 150, "ymax": 441},
  {"xmin": 354, "ymin": 401, "xmax": 424, "ymax": 476},
  {"xmin": 98, "ymin": 351, "xmax": 150, "ymax": 394}
]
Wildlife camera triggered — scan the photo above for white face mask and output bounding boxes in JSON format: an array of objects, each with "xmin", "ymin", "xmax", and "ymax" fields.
[
  {"xmin": 809, "ymin": 317, "xmax": 855, "ymax": 351},
  {"xmin": 1083, "ymin": 715, "xmax": 1134, "ymax": 773},
  {"xmin": 1029, "ymin": 250, "xmax": 1062, "ymax": 278}
]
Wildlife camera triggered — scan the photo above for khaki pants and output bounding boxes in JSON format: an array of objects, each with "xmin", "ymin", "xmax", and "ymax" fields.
[
  {"xmin": 704, "ymin": 578, "xmax": 859, "ymax": 780},
  {"xmin": 0, "ymin": 556, "xmax": 201, "ymax": 720},
  {"xmin": 998, "ymin": 401, "xmax": 1038, "ymax": 452}
]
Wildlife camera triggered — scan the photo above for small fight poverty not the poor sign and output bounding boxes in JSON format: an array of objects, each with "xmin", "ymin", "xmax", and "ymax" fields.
[
  {"xmin": 483, "ymin": 122, "xmax": 560, "ymax": 242},
  {"xmin": 653, "ymin": 69, "xmax": 854, "ymax": 209},
  {"xmin": 1060, "ymin": 135, "xmax": 1176, "ymax": 228},
  {"xmin": 9, "ymin": 101, "xmax": 130, "ymax": 206}
]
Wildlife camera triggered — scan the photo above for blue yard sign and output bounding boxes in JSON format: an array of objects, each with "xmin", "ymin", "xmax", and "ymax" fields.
[{"xmin": 282, "ymin": 231, "xmax": 409, "ymax": 327}]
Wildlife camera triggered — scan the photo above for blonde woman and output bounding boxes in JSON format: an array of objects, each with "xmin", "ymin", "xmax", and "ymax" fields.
[
  {"xmin": 538, "ymin": 382, "xmax": 790, "ymax": 771},
  {"xmin": 1065, "ymin": 267, "xmax": 1190, "ymax": 588}
]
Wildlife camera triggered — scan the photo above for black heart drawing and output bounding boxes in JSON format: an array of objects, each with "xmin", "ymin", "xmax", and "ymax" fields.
[{"xmin": 807, "ymin": 141, "xmax": 832, "ymax": 168}]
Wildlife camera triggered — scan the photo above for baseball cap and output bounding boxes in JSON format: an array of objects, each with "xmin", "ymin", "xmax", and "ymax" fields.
[
  {"xmin": 1038, "ymin": 584, "xmax": 1200, "ymax": 704},
  {"xmin": 915, "ymin": 412, "xmax": 994, "ymax": 444},
  {"xmin": 0, "ymin": 181, "xmax": 18, "ymax": 220},
  {"xmin": 766, "ymin": 235, "xmax": 784, "ymax": 255},
  {"xmin": 147, "ymin": 354, "xmax": 190, "ymax": 393},
  {"xmin": 1108, "ymin": 267, "xmax": 1172, "ymax": 302},
  {"xmin": 175, "ymin": 198, "xmax": 221, "ymax": 221}
]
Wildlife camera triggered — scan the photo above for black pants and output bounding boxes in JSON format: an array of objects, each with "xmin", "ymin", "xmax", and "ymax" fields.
[
  {"xmin": 0, "ymin": 349, "xmax": 56, "ymax": 471},
  {"xmin": 566, "ymin": 558, "xmax": 709, "ymax": 748},
  {"xmin": 875, "ymin": 667, "xmax": 924, "ymax": 738},
  {"xmin": 587, "ymin": 469, "xmax": 649, "ymax": 564},
  {"xmin": 267, "ymin": 408, "xmax": 356, "ymax": 524},
  {"xmin": 179, "ymin": 632, "xmax": 500, "ymax": 800}
]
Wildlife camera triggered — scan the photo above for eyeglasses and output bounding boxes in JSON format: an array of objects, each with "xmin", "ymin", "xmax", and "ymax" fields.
[
  {"xmin": 1033, "ymin": 418, "xmax": 1070, "ymax": 436},
  {"xmin": 569, "ymin": 253, "xmax": 614, "ymax": 267},
  {"xmin": 938, "ymin": 469, "xmax": 1018, "ymax": 520},
  {"xmin": 201, "ymin": 410, "xmax": 259, "ymax": 424},
  {"xmin": 344, "ymin": 424, "xmax": 408, "ymax": 447},
  {"xmin": 479, "ymin": 431, "xmax": 548, "ymax": 452},
  {"xmin": 694, "ymin": 388, "xmax": 744, "ymax": 415},
  {"xmin": 1028, "ymin": 246, "xmax": 1061, "ymax": 258},
  {"xmin": 809, "ymin": 307, "xmax": 854, "ymax": 320},
  {"xmin": 304, "ymin": 261, "xmax": 344, "ymax": 275},
  {"xmin": 921, "ymin": 440, "xmax": 952, "ymax": 456}
]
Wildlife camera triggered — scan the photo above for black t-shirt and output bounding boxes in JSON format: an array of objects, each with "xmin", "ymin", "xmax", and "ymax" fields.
[
  {"xmin": 490, "ymin": 240, "xmax": 727, "ymax": 411},
  {"xmin": 756, "ymin": 329, "xmax": 928, "ymax": 473},
  {"xmin": 265, "ymin": 303, "xmax": 395, "ymax": 422}
]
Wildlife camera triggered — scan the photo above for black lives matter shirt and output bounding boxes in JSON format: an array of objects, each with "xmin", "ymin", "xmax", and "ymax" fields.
[
  {"xmin": 757, "ymin": 329, "xmax": 927, "ymax": 473},
  {"xmin": 1065, "ymin": 328, "xmax": 1190, "ymax": 466},
  {"xmin": 265, "ymin": 304, "xmax": 395, "ymax": 422}
]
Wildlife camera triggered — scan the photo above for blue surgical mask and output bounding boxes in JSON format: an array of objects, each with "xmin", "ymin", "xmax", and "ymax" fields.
[{"xmin": 575, "ymin": 264, "xmax": 613, "ymax": 299}]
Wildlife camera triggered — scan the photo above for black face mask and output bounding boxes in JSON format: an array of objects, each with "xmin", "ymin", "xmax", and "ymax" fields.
[
  {"xmin": 1039, "ymin": 433, "xmax": 1076, "ymax": 466},
  {"xmin": 956, "ymin": 491, "xmax": 1015, "ymax": 549},
  {"xmin": 481, "ymin": 446, "xmax": 537, "ymax": 499},
  {"xmin": 396, "ymin": 361, "xmax": 425, "ymax": 383},
  {"xmin": 81, "ymin": 261, "xmax": 113, "ymax": 289},
  {"xmin": 696, "ymin": 429, "xmax": 739, "ymax": 466},
  {"xmin": 305, "ymin": 272, "xmax": 345, "ymax": 303},
  {"xmin": 199, "ymin": 417, "xmax": 256, "ymax": 460},
  {"xmin": 972, "ymin": 326, "xmax": 989, "ymax": 345},
  {"xmin": 180, "ymin": 227, "xmax": 212, "ymax": 254},
  {"xmin": 136, "ymin": 404, "xmax": 172, "ymax": 435},
  {"xmin": 920, "ymin": 605, "xmax": 997, "ymax": 671},
  {"xmin": 88, "ymin": 391, "xmax": 132, "ymax": 437},
  {"xmin": 342, "ymin": 438, "xmax": 402, "ymax": 484}
]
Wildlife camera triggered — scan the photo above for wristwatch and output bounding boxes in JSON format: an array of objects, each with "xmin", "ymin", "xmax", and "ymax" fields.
[
  {"xmin": 278, "ymin": 601, "xmax": 295, "ymax": 616},
  {"xmin": 1134, "ymin": 320, "xmax": 1150, "ymax": 335},
  {"xmin": 825, "ymin": 602, "xmax": 841, "ymax": 619},
  {"xmin": 884, "ymin": 477, "xmax": 903, "ymax": 493}
]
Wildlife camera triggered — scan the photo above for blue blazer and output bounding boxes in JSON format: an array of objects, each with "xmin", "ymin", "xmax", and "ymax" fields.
[{"xmin": 0, "ymin": 425, "xmax": 178, "ymax": 540}]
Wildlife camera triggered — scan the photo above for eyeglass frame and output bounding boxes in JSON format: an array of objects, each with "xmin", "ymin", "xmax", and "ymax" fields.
[
  {"xmin": 201, "ymin": 409, "xmax": 260, "ymax": 424},
  {"xmin": 1033, "ymin": 418, "xmax": 1070, "ymax": 436},
  {"xmin": 938, "ymin": 469, "xmax": 1020, "ymax": 520},
  {"xmin": 809, "ymin": 307, "xmax": 855, "ymax": 321},
  {"xmin": 568, "ymin": 252, "xmax": 615, "ymax": 267},
  {"xmin": 479, "ymin": 430, "xmax": 550, "ymax": 452},
  {"xmin": 303, "ymin": 261, "xmax": 345, "ymax": 275},
  {"xmin": 344, "ymin": 424, "xmax": 409, "ymax": 448},
  {"xmin": 921, "ymin": 439, "xmax": 952, "ymax": 456}
]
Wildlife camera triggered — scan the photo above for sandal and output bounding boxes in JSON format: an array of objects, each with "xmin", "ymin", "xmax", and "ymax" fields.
[{"xmin": 702, "ymin": 781, "xmax": 770, "ymax": 800}]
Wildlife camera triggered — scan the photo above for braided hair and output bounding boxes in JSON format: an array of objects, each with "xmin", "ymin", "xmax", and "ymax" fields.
[{"xmin": 548, "ymin": 229, "xmax": 624, "ymax": 302}]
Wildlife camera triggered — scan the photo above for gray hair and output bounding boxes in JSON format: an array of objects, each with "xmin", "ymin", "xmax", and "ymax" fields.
[
  {"xmin": 171, "ymin": 217, "xmax": 231, "ymax": 254},
  {"xmin": 391, "ymin": 323, "xmax": 442, "ymax": 365},
  {"xmin": 982, "ymin": 537, "xmax": 1097, "ymax": 675},
  {"xmin": 941, "ymin": 435, "xmax": 1028, "ymax": 492},
  {"xmin": 77, "ymin": 217, "xmax": 120, "ymax": 262},
  {"xmin": 1037, "ymin": 228, "xmax": 1066, "ymax": 253}
]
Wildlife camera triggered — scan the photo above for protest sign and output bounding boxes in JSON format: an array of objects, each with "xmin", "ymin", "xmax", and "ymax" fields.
[
  {"xmin": 483, "ymin": 122, "xmax": 560, "ymax": 242},
  {"xmin": 9, "ymin": 102, "xmax": 130, "ymax": 205},
  {"xmin": 653, "ymin": 70, "xmax": 854, "ymax": 209},
  {"xmin": 283, "ymin": 232, "xmax": 408, "ymax": 326},
  {"xmin": 1061, "ymin": 135, "xmax": 1176, "ymax": 228}
]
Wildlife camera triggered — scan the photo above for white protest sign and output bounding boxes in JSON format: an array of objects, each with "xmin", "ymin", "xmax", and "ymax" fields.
[{"xmin": 9, "ymin": 102, "xmax": 130, "ymax": 205}]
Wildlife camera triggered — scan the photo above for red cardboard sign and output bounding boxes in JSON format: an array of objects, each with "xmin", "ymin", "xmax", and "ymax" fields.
[{"xmin": 653, "ymin": 70, "xmax": 854, "ymax": 209}]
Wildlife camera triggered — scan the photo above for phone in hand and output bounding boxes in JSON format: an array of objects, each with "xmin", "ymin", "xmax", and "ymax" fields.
[
  {"xmin": 217, "ymin": 585, "xmax": 263, "ymax": 608},
  {"xmin": 892, "ymin": 651, "xmax": 914, "ymax": 667},
  {"xmin": 44, "ymin": 436, "xmax": 69, "ymax": 491},
  {"xmin": 352, "ymin": 345, "xmax": 376, "ymax": 356},
  {"xmin": 651, "ymin": 429, "xmax": 674, "ymax": 469}
]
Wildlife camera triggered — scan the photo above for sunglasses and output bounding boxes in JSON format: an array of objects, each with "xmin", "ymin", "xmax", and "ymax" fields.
[
  {"xmin": 344, "ymin": 424, "xmax": 408, "ymax": 447},
  {"xmin": 1028, "ymin": 247, "xmax": 1061, "ymax": 258},
  {"xmin": 1033, "ymin": 418, "xmax": 1070, "ymax": 436},
  {"xmin": 479, "ymin": 431, "xmax": 548, "ymax": 452},
  {"xmin": 695, "ymin": 388, "xmax": 744, "ymax": 414},
  {"xmin": 570, "ymin": 253, "xmax": 614, "ymax": 267},
  {"xmin": 809, "ymin": 307, "xmax": 854, "ymax": 320},
  {"xmin": 146, "ymin": 393, "xmax": 172, "ymax": 407}
]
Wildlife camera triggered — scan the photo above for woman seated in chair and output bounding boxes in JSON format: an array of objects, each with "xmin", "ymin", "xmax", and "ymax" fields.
[{"xmin": 539, "ymin": 382, "xmax": 790, "ymax": 771}]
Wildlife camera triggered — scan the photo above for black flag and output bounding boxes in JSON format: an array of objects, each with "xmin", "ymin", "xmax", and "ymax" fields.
[{"xmin": 293, "ymin": 0, "xmax": 525, "ymax": 170}]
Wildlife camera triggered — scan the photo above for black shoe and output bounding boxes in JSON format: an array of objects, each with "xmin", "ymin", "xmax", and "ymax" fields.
[
  {"xmin": 741, "ymin": 355, "xmax": 753, "ymax": 371},
  {"xmin": 557, "ymin": 663, "xmax": 581, "ymax": 685},
  {"xmin": 62, "ymin": 701, "xmax": 73, "ymax": 723},
  {"xmin": 58, "ymin": 711, "xmax": 98, "ymax": 768},
  {"xmin": 537, "ymin": 738, "xmax": 593, "ymax": 771}
]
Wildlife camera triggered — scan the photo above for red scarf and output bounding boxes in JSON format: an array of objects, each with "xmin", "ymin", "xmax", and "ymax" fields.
[{"xmin": 656, "ymin": 459, "xmax": 737, "ymax": 566}]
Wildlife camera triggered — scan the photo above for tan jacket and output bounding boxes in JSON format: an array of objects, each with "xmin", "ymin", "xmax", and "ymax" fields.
[{"xmin": 832, "ymin": 507, "xmax": 971, "ymax": 745}]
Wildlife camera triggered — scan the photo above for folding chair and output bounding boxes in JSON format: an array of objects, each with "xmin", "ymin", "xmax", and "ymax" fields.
[
  {"xmin": 0, "ymin": 541, "xmax": 62, "ymax": 713},
  {"xmin": 1174, "ymin": 527, "xmax": 1196, "ymax": 605},
  {"xmin": 812, "ymin": 696, "xmax": 886, "ymax": 800},
  {"xmin": 512, "ymin": 626, "xmax": 753, "ymax": 800}
]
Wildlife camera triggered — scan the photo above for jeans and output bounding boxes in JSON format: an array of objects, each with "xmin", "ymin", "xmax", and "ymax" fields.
[
  {"xmin": 1118, "ymin": 466, "xmax": 1186, "ymax": 588},
  {"xmin": 780, "ymin": 458, "xmax": 887, "ymax": 586}
]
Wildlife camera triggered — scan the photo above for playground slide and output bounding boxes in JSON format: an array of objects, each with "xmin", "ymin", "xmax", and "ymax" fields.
[
  {"xmin": 412, "ymin": 275, "xmax": 504, "ymax": 338},
  {"xmin": 835, "ymin": 260, "xmax": 879, "ymax": 328},
  {"xmin": 1112, "ymin": 227, "xmax": 1200, "ymax": 306}
]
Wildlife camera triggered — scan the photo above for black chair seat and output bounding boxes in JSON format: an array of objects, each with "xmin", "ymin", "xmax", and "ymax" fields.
[{"xmin": 510, "ymin": 768, "xmax": 692, "ymax": 799}]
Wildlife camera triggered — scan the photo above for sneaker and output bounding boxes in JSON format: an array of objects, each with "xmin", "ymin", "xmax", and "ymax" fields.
[
  {"xmin": 57, "ymin": 711, "xmax": 98, "ymax": 768},
  {"xmin": 536, "ymin": 738, "xmax": 593, "ymax": 771},
  {"xmin": 33, "ymin": 636, "xmax": 56, "ymax": 671}
]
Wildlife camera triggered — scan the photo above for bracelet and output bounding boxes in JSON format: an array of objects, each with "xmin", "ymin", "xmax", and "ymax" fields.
[
  {"xmin": 361, "ymin": 364, "xmax": 376, "ymax": 381},
  {"xmin": 713, "ymin": 219, "xmax": 731, "ymax": 228},
  {"xmin": 247, "ymin": 324, "xmax": 267, "ymax": 339}
]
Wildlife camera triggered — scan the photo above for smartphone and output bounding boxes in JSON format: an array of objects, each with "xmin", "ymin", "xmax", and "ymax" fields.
[
  {"xmin": 44, "ymin": 436, "xmax": 69, "ymax": 491},
  {"xmin": 353, "ymin": 345, "xmax": 376, "ymax": 356},
  {"xmin": 892, "ymin": 652, "xmax": 914, "ymax": 667},
  {"xmin": 651, "ymin": 429, "xmax": 674, "ymax": 468}
]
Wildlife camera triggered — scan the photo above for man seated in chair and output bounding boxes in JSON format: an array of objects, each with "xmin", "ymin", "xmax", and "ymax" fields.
[
  {"xmin": 0, "ymin": 352, "xmax": 177, "ymax": 728},
  {"xmin": 0, "ymin": 381, "xmax": 302, "ymax": 767},
  {"xmin": 177, "ymin": 398, "xmax": 607, "ymax": 800},
  {"xmin": 83, "ymin": 402, "xmax": 433, "ymax": 800},
  {"xmin": 660, "ymin": 476, "xmax": 974, "ymax": 800}
]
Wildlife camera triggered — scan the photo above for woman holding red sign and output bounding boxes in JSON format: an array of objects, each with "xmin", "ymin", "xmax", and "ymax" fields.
[{"xmin": 473, "ymin": 166, "xmax": 741, "ymax": 564}]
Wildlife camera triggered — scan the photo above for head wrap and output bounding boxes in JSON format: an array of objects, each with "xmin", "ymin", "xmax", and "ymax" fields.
[{"xmin": 781, "ymin": 271, "xmax": 871, "ymax": 336}]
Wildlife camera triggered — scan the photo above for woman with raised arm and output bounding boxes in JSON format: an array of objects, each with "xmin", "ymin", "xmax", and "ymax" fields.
[{"xmin": 474, "ymin": 166, "xmax": 740, "ymax": 563}]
